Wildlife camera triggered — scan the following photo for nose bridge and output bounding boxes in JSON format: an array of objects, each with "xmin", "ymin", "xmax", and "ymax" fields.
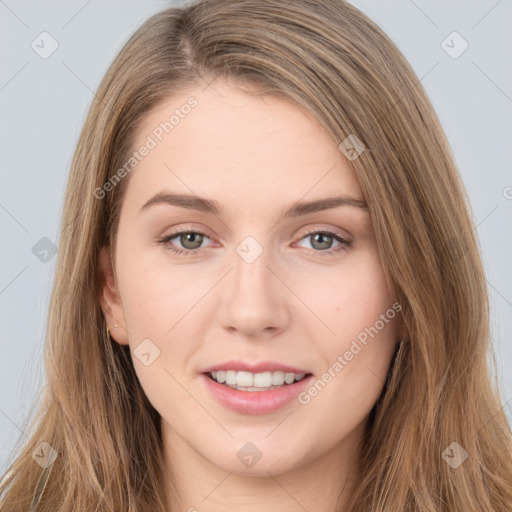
[
  {"xmin": 232, "ymin": 233, "xmax": 277, "ymax": 306},
  {"xmin": 233, "ymin": 234, "xmax": 272, "ymax": 294},
  {"xmin": 218, "ymin": 233, "xmax": 289, "ymax": 335}
]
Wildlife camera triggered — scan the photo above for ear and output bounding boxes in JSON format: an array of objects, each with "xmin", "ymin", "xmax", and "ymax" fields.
[{"xmin": 97, "ymin": 246, "xmax": 129, "ymax": 345}]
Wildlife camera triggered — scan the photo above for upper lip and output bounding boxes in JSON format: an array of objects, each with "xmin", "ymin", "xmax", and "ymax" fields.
[{"xmin": 201, "ymin": 360, "xmax": 312, "ymax": 375}]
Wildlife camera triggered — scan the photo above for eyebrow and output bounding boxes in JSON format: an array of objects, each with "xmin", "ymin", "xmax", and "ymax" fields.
[{"xmin": 140, "ymin": 191, "xmax": 369, "ymax": 217}]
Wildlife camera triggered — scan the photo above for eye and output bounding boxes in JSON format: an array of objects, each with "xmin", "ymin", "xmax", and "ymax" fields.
[
  {"xmin": 295, "ymin": 229, "xmax": 351, "ymax": 256},
  {"xmin": 157, "ymin": 228, "xmax": 213, "ymax": 256},
  {"xmin": 157, "ymin": 227, "xmax": 351, "ymax": 257}
]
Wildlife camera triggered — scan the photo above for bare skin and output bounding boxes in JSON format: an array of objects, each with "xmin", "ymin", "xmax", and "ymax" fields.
[{"xmin": 98, "ymin": 78, "xmax": 402, "ymax": 511}]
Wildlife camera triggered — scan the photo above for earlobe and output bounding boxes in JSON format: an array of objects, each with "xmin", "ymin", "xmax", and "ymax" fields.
[{"xmin": 97, "ymin": 246, "xmax": 129, "ymax": 345}]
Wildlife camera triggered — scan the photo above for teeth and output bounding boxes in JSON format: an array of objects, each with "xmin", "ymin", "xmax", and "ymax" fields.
[
  {"xmin": 284, "ymin": 373, "xmax": 295, "ymax": 384},
  {"xmin": 271, "ymin": 371, "xmax": 284, "ymax": 385},
  {"xmin": 209, "ymin": 370, "xmax": 308, "ymax": 388},
  {"xmin": 225, "ymin": 370, "xmax": 237, "ymax": 385},
  {"xmin": 254, "ymin": 372, "xmax": 272, "ymax": 387},
  {"xmin": 237, "ymin": 371, "xmax": 254, "ymax": 387}
]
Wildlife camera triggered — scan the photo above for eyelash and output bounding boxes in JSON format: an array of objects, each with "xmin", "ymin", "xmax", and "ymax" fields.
[{"xmin": 157, "ymin": 227, "xmax": 351, "ymax": 257}]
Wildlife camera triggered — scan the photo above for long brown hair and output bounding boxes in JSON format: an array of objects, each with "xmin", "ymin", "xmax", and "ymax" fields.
[{"xmin": 1, "ymin": 1, "xmax": 511, "ymax": 510}]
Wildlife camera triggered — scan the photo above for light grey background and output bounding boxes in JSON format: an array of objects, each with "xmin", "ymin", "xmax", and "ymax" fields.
[{"xmin": 1, "ymin": 0, "xmax": 511, "ymax": 475}]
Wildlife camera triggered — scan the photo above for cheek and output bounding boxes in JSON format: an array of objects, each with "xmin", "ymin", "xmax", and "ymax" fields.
[
  {"xmin": 116, "ymin": 257, "xmax": 204, "ymax": 417},
  {"xmin": 310, "ymin": 249, "xmax": 395, "ymax": 344},
  {"xmin": 117, "ymin": 241, "xmax": 200, "ymax": 333},
  {"xmin": 297, "ymin": 314, "xmax": 399, "ymax": 454},
  {"xmin": 299, "ymin": 249, "xmax": 399, "ymax": 409},
  {"xmin": 114, "ymin": 246, "xmax": 200, "ymax": 384}
]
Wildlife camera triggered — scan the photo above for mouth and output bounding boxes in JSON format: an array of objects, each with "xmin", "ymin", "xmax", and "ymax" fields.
[
  {"xmin": 204, "ymin": 370, "xmax": 313, "ymax": 392},
  {"xmin": 201, "ymin": 369, "xmax": 315, "ymax": 415},
  {"xmin": 200, "ymin": 361, "xmax": 314, "ymax": 414}
]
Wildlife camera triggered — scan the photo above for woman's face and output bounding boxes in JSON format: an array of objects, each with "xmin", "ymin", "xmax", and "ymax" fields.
[{"xmin": 99, "ymin": 79, "xmax": 401, "ymax": 479}]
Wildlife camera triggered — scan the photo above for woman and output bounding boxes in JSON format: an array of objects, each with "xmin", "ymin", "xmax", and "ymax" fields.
[{"xmin": 1, "ymin": 0, "xmax": 511, "ymax": 510}]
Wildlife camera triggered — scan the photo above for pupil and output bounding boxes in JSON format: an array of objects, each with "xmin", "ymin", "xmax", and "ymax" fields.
[
  {"xmin": 313, "ymin": 233, "xmax": 332, "ymax": 250},
  {"xmin": 182, "ymin": 233, "xmax": 202, "ymax": 249}
]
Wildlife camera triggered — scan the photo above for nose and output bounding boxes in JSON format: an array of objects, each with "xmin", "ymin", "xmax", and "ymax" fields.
[{"xmin": 217, "ymin": 240, "xmax": 291, "ymax": 339}]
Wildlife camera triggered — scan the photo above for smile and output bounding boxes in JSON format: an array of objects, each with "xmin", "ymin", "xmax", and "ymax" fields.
[
  {"xmin": 208, "ymin": 370, "xmax": 308, "ymax": 391},
  {"xmin": 201, "ymin": 370, "xmax": 314, "ymax": 415}
]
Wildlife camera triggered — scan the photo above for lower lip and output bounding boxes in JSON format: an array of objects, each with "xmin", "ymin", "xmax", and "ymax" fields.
[{"xmin": 201, "ymin": 373, "xmax": 314, "ymax": 415}]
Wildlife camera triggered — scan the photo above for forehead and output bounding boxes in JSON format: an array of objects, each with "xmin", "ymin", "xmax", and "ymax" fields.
[{"xmin": 123, "ymin": 80, "xmax": 363, "ymax": 212}]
